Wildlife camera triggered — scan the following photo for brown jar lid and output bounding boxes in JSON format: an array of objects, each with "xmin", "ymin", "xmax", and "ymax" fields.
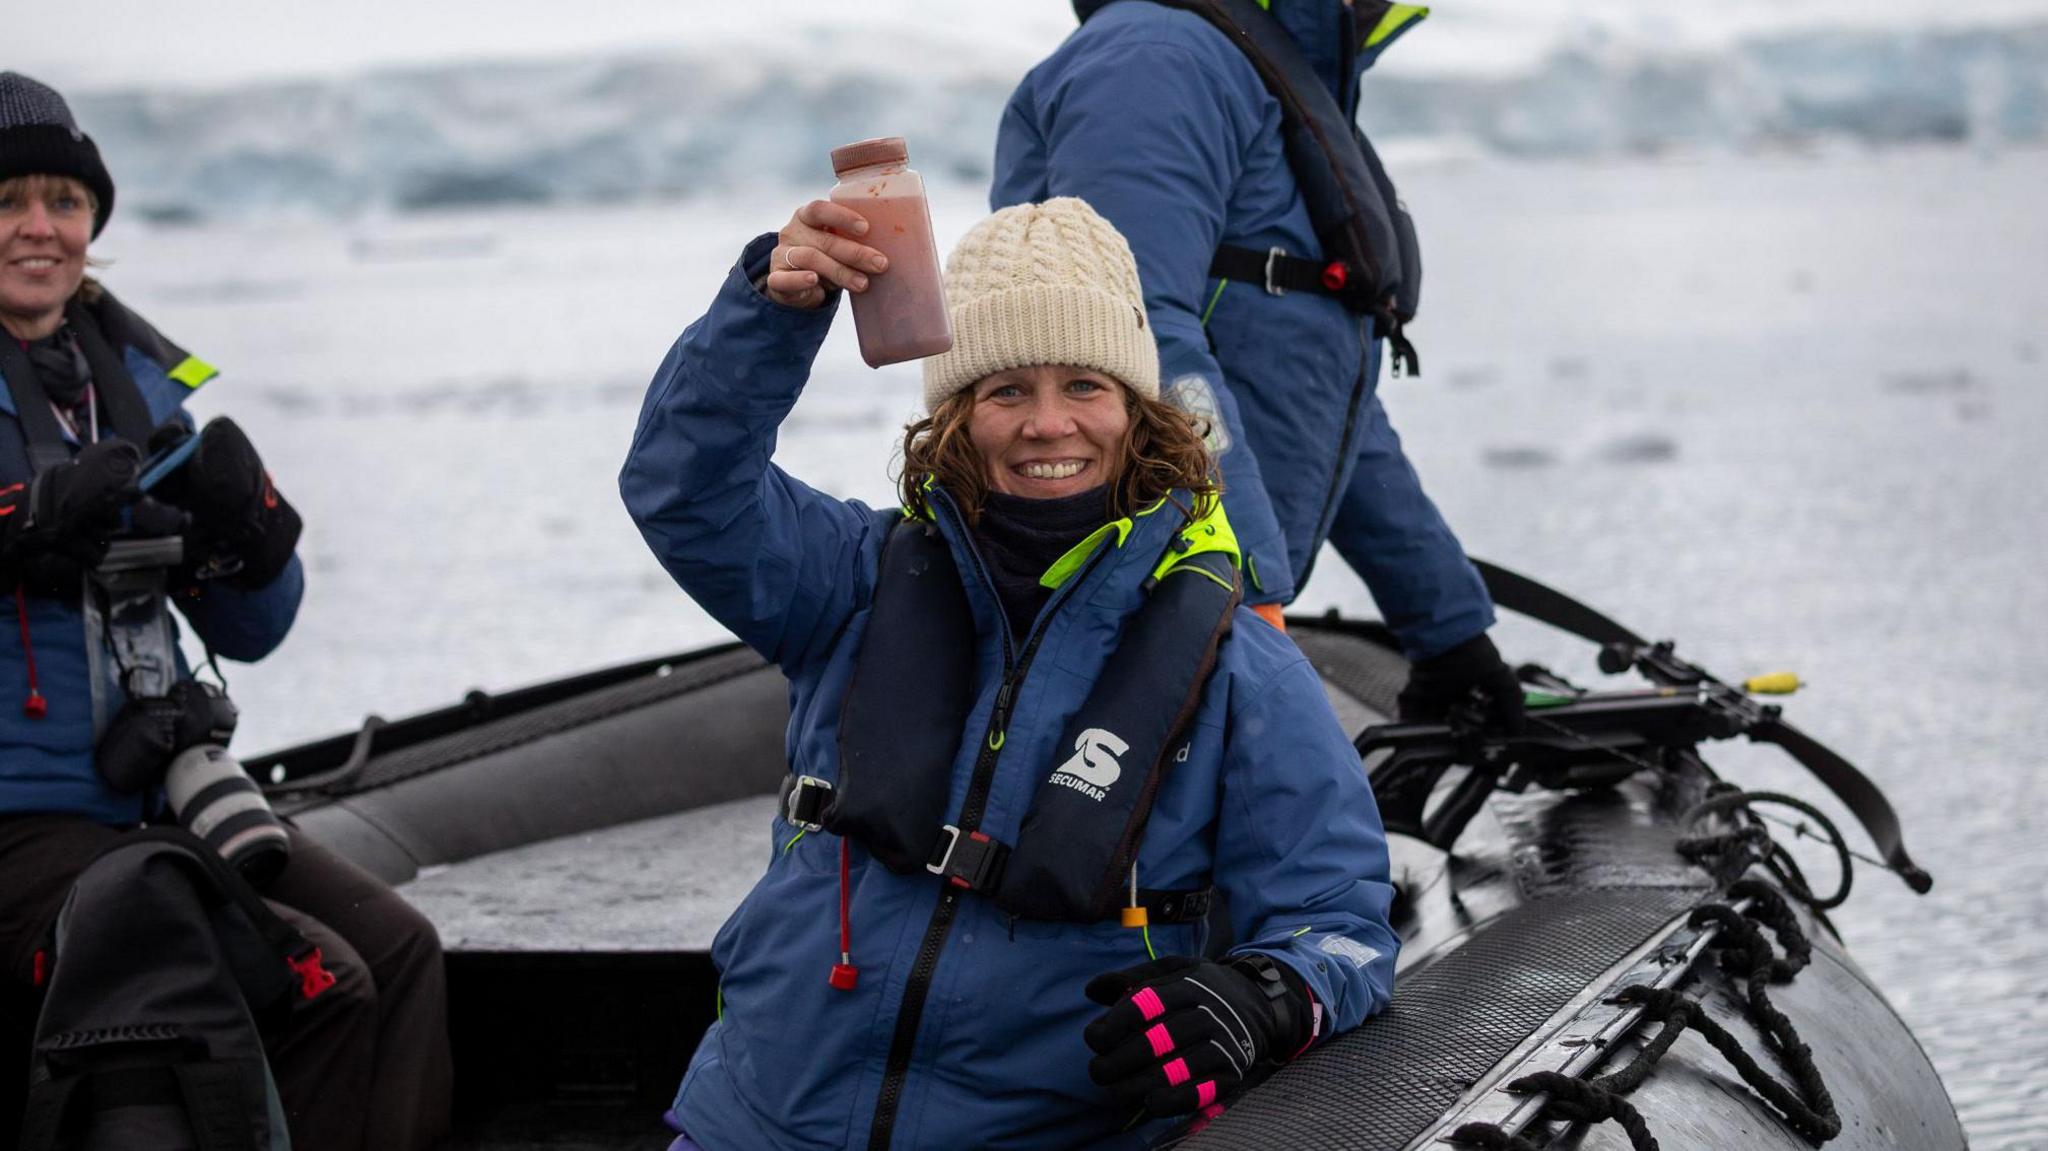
[{"xmin": 831, "ymin": 136, "xmax": 909, "ymax": 174}]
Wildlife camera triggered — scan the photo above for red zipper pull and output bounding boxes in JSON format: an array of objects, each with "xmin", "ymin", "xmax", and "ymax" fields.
[
  {"xmin": 830, "ymin": 837, "xmax": 858, "ymax": 991},
  {"xmin": 15, "ymin": 585, "xmax": 46, "ymax": 719}
]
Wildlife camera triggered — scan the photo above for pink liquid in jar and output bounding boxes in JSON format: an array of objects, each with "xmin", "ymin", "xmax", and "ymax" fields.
[{"xmin": 829, "ymin": 137, "xmax": 953, "ymax": 368}]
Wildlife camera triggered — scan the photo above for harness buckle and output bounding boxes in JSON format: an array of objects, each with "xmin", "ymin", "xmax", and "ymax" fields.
[
  {"xmin": 926, "ymin": 824, "xmax": 1010, "ymax": 893},
  {"xmin": 1263, "ymin": 247, "xmax": 1288, "ymax": 297},
  {"xmin": 783, "ymin": 775, "xmax": 835, "ymax": 833},
  {"xmin": 1147, "ymin": 887, "xmax": 1214, "ymax": 924}
]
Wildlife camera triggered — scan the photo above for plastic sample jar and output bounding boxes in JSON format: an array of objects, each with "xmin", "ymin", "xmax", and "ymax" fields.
[{"xmin": 828, "ymin": 137, "xmax": 953, "ymax": 368}]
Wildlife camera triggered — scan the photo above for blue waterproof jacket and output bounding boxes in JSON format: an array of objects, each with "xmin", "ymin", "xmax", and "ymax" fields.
[
  {"xmin": 993, "ymin": 0, "xmax": 1494, "ymax": 658},
  {"xmin": 0, "ymin": 297, "xmax": 304, "ymax": 824},
  {"xmin": 620, "ymin": 235, "xmax": 1399, "ymax": 1150}
]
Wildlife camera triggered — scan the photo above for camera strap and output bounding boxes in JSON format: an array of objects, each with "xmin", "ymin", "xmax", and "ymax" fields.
[
  {"xmin": 63, "ymin": 298, "xmax": 157, "ymax": 446},
  {"xmin": 0, "ymin": 330, "xmax": 77, "ymax": 475}
]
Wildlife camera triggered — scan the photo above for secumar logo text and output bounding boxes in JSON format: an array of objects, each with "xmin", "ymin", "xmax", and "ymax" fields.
[{"xmin": 1049, "ymin": 728, "xmax": 1127, "ymax": 802}]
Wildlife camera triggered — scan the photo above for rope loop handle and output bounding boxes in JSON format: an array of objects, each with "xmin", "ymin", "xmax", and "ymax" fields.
[{"xmin": 1448, "ymin": 882, "xmax": 1841, "ymax": 1149}]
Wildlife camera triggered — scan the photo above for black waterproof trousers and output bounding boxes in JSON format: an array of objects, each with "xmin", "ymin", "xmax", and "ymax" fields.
[{"xmin": 0, "ymin": 815, "xmax": 453, "ymax": 1151}]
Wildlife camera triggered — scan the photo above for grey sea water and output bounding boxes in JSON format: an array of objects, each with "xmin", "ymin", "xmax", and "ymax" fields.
[{"xmin": 106, "ymin": 146, "xmax": 2044, "ymax": 1146}]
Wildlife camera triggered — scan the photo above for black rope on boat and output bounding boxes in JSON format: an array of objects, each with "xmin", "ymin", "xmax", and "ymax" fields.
[
  {"xmin": 1514, "ymin": 1071, "xmax": 1663, "ymax": 1150},
  {"xmin": 1447, "ymin": 876, "xmax": 1843, "ymax": 1149},
  {"xmin": 1444, "ymin": 1063, "xmax": 1665, "ymax": 1151}
]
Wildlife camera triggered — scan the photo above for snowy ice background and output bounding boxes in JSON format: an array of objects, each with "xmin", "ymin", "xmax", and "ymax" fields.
[
  {"xmin": 16, "ymin": 1, "xmax": 2048, "ymax": 1144},
  {"xmin": 36, "ymin": 9, "xmax": 2048, "ymax": 223}
]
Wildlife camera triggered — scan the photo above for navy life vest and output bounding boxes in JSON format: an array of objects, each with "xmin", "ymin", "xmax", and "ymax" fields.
[
  {"xmin": 800, "ymin": 506, "xmax": 1239, "ymax": 924},
  {"xmin": 1074, "ymin": 0, "xmax": 1426, "ymax": 373}
]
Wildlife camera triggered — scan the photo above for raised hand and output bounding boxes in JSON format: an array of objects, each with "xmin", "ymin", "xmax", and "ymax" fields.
[{"xmin": 765, "ymin": 199, "xmax": 892, "ymax": 310}]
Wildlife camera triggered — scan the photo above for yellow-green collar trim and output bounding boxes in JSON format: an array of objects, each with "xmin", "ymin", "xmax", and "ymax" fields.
[
  {"xmin": 903, "ymin": 475, "xmax": 941, "ymax": 522},
  {"xmin": 1040, "ymin": 520, "xmax": 1128, "ymax": 590},
  {"xmin": 1038, "ymin": 497, "xmax": 1174, "ymax": 590},
  {"xmin": 1365, "ymin": 3, "xmax": 1429, "ymax": 50},
  {"xmin": 1038, "ymin": 497, "xmax": 1242, "ymax": 591},
  {"xmin": 167, "ymin": 355, "xmax": 218, "ymax": 390},
  {"xmin": 1149, "ymin": 498, "xmax": 1241, "ymax": 586}
]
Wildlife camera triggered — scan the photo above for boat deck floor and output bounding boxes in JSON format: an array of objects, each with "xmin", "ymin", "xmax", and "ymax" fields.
[{"xmin": 399, "ymin": 795, "xmax": 777, "ymax": 954}]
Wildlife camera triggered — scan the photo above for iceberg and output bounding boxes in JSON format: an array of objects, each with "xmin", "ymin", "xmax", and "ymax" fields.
[{"xmin": 69, "ymin": 20, "xmax": 2048, "ymax": 224}]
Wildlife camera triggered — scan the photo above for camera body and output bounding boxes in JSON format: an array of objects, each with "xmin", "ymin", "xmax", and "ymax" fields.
[
  {"xmin": 79, "ymin": 506, "xmax": 293, "ymax": 885},
  {"xmin": 98, "ymin": 676, "xmax": 292, "ymax": 886}
]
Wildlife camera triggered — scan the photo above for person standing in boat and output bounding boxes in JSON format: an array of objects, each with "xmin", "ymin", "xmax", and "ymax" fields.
[
  {"xmin": 993, "ymin": 0, "xmax": 1525, "ymax": 730},
  {"xmin": 0, "ymin": 73, "xmax": 450, "ymax": 1150},
  {"xmin": 621, "ymin": 195, "xmax": 1398, "ymax": 1149}
]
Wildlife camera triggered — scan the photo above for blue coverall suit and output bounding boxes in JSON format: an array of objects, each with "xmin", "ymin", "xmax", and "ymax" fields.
[{"xmin": 993, "ymin": 0, "xmax": 1495, "ymax": 659}]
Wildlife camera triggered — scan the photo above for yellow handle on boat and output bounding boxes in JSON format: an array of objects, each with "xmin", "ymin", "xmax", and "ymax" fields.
[{"xmin": 1742, "ymin": 672, "xmax": 1803, "ymax": 695}]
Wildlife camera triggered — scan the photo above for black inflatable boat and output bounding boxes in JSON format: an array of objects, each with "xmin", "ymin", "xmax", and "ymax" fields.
[{"xmin": 246, "ymin": 573, "xmax": 1963, "ymax": 1151}]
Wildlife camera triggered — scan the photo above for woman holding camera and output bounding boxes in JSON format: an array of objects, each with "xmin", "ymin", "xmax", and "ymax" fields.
[
  {"xmin": 0, "ymin": 72, "xmax": 449, "ymax": 1150},
  {"xmin": 621, "ymin": 193, "xmax": 1400, "ymax": 1149}
]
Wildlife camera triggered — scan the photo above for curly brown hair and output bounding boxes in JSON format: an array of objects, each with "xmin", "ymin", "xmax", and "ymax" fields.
[{"xmin": 895, "ymin": 382, "xmax": 1221, "ymax": 525}]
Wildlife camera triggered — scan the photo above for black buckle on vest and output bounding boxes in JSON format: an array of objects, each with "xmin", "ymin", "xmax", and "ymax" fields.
[
  {"xmin": 1215, "ymin": 243, "xmax": 1369, "ymax": 307},
  {"xmin": 926, "ymin": 825, "xmax": 1010, "ymax": 893},
  {"xmin": 782, "ymin": 775, "xmax": 834, "ymax": 833},
  {"xmin": 1139, "ymin": 887, "xmax": 1215, "ymax": 925}
]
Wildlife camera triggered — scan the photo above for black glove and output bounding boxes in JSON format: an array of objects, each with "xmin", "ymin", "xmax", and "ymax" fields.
[
  {"xmin": 1397, "ymin": 632, "xmax": 1526, "ymax": 732},
  {"xmin": 1, "ymin": 440, "xmax": 144, "ymax": 591},
  {"xmin": 150, "ymin": 418, "xmax": 301, "ymax": 589},
  {"xmin": 1084, "ymin": 955, "xmax": 1310, "ymax": 1117}
]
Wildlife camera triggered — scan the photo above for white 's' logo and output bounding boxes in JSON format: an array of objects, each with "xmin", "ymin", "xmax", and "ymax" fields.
[
  {"xmin": 1059, "ymin": 728, "xmax": 1127, "ymax": 787},
  {"xmin": 1049, "ymin": 728, "xmax": 1128, "ymax": 801}
]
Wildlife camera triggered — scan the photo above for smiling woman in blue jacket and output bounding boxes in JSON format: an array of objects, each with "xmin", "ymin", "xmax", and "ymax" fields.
[
  {"xmin": 0, "ymin": 72, "xmax": 449, "ymax": 1151},
  {"xmin": 621, "ymin": 195, "xmax": 1399, "ymax": 1150}
]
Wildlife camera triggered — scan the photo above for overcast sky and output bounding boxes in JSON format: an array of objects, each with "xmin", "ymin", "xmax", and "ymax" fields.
[{"xmin": 15, "ymin": 0, "xmax": 2048, "ymax": 93}]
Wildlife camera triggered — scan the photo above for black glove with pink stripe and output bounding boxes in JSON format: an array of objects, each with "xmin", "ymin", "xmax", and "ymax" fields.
[{"xmin": 1083, "ymin": 954, "xmax": 1311, "ymax": 1118}]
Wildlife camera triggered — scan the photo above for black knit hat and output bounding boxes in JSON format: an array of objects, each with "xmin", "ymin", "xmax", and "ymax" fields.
[{"xmin": 0, "ymin": 72, "xmax": 116, "ymax": 238}]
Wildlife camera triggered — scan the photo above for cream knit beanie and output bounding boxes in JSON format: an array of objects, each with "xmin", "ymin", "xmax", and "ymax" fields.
[{"xmin": 921, "ymin": 197, "xmax": 1159, "ymax": 412}]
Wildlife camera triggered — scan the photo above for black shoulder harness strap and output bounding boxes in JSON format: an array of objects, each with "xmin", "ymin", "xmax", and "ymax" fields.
[
  {"xmin": 822, "ymin": 516, "xmax": 1237, "ymax": 922},
  {"xmin": 0, "ymin": 296, "xmax": 161, "ymax": 475},
  {"xmin": 830, "ymin": 517, "xmax": 979, "ymax": 874},
  {"xmin": 66, "ymin": 296, "xmax": 160, "ymax": 447},
  {"xmin": 1082, "ymin": 0, "xmax": 1423, "ymax": 373},
  {"xmin": 0, "ymin": 335, "xmax": 75, "ymax": 476}
]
